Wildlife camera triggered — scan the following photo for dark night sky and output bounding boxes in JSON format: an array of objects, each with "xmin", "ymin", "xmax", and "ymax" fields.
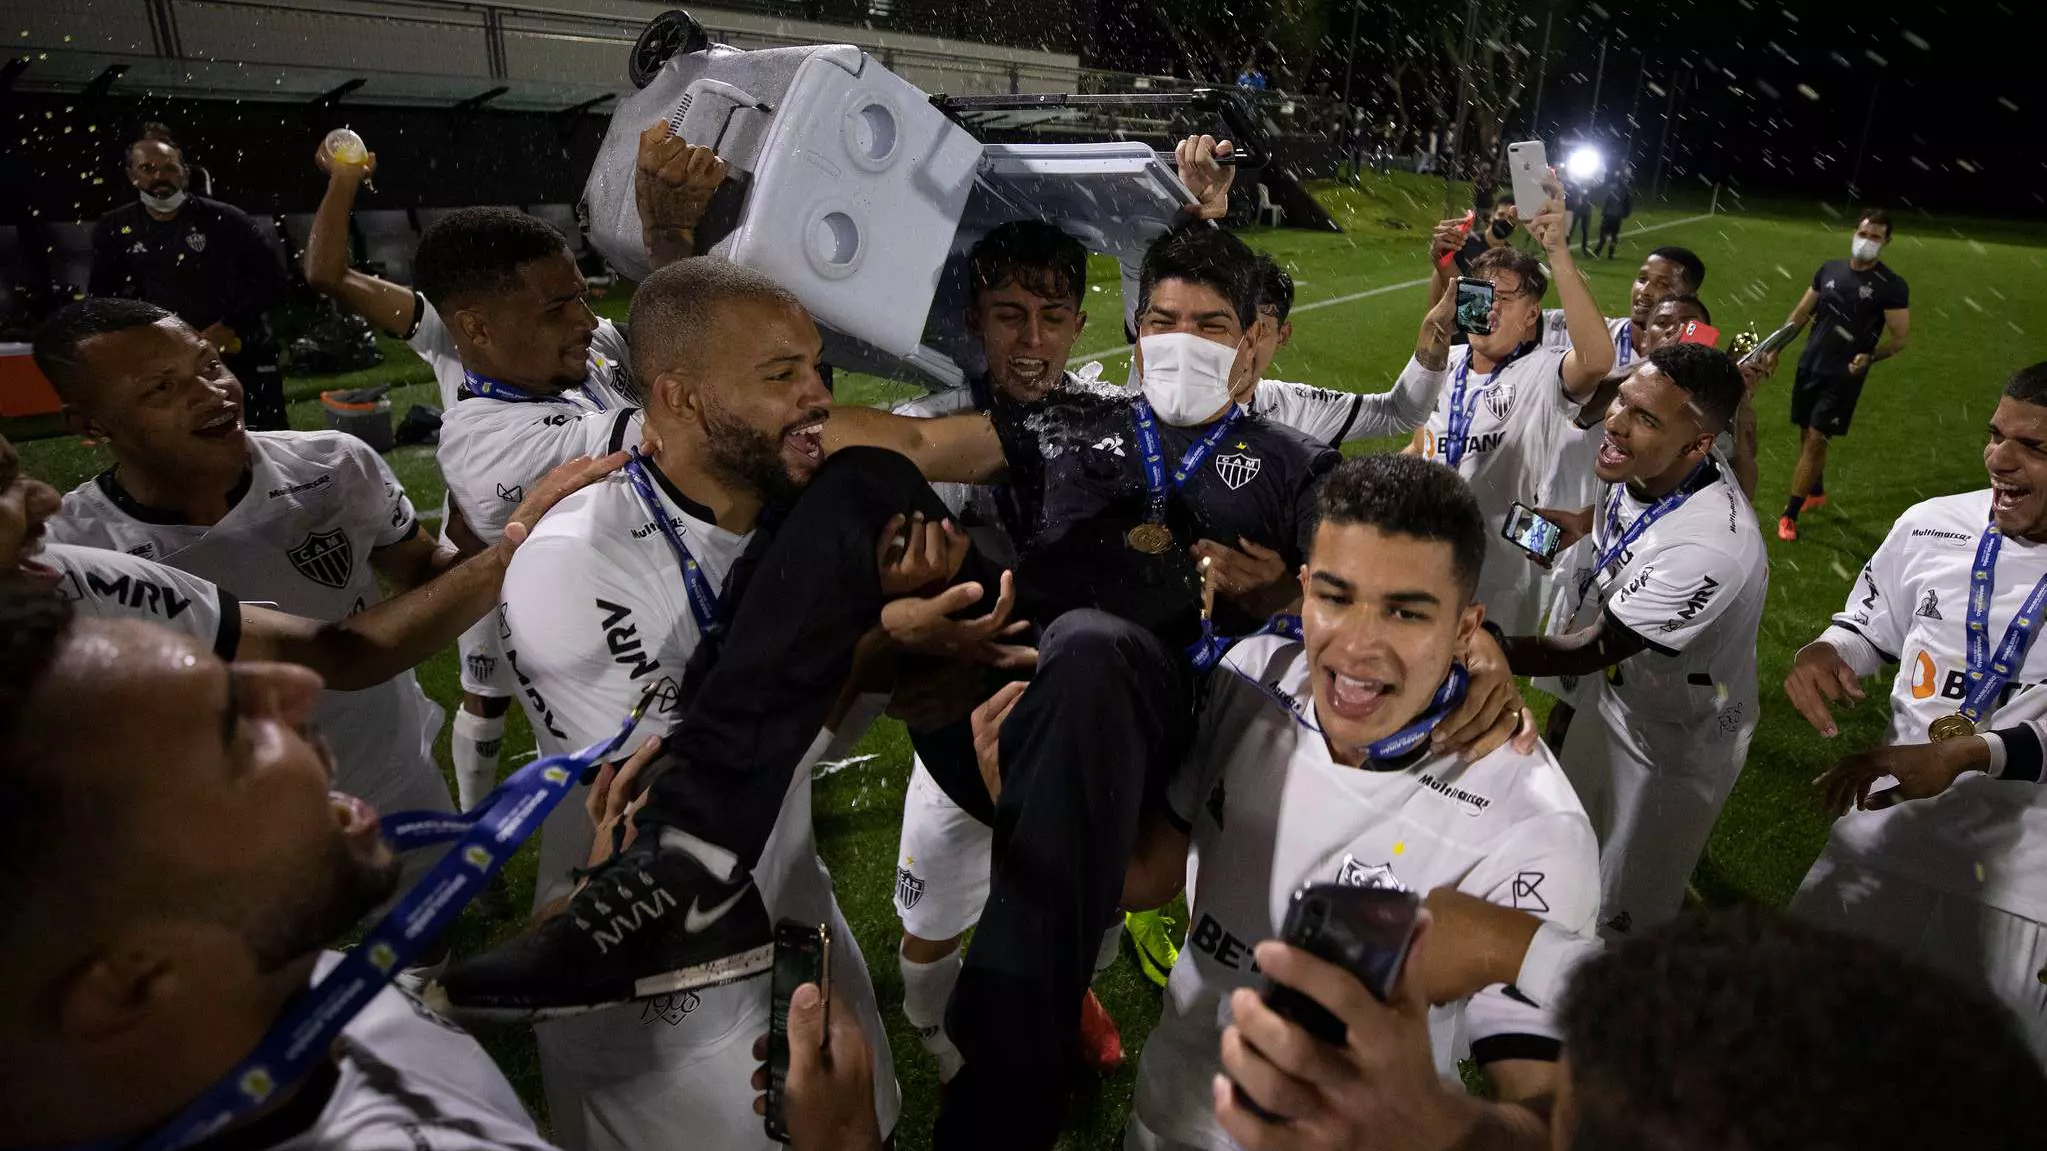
[{"xmin": 1088, "ymin": 0, "xmax": 2046, "ymax": 216}]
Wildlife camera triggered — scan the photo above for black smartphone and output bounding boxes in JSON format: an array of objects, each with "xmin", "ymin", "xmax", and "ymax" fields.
[
  {"xmin": 764, "ymin": 920, "xmax": 831, "ymax": 1143},
  {"xmin": 1501, "ymin": 502, "xmax": 1566, "ymax": 563},
  {"xmin": 1454, "ymin": 276, "xmax": 1495, "ymax": 336},
  {"xmin": 1234, "ymin": 884, "xmax": 1422, "ymax": 1122}
]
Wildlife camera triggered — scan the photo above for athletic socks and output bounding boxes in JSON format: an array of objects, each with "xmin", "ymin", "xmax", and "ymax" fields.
[
  {"xmin": 1781, "ymin": 493, "xmax": 1806, "ymax": 523},
  {"xmin": 899, "ymin": 943, "xmax": 966, "ymax": 1081},
  {"xmin": 451, "ymin": 708, "xmax": 506, "ymax": 811}
]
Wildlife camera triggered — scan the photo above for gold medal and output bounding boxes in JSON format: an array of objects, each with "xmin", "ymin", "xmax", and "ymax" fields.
[
  {"xmin": 1928, "ymin": 713, "xmax": 1976, "ymax": 742},
  {"xmin": 1126, "ymin": 523, "xmax": 1173, "ymax": 554}
]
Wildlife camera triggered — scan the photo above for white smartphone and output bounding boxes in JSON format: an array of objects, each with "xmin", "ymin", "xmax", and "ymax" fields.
[{"xmin": 1507, "ymin": 141, "xmax": 1549, "ymax": 217}]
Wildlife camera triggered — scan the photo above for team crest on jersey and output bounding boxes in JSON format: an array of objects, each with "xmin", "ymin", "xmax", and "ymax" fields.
[
  {"xmin": 184, "ymin": 230, "xmax": 207, "ymax": 253},
  {"xmin": 1214, "ymin": 451, "xmax": 1262, "ymax": 491},
  {"xmin": 1917, "ymin": 589, "xmax": 1943, "ymax": 620},
  {"xmin": 1483, "ymin": 381, "xmax": 1516, "ymax": 420},
  {"xmin": 466, "ymin": 653, "xmax": 497, "ymax": 683},
  {"xmin": 287, "ymin": 529, "xmax": 354, "ymax": 589},
  {"xmin": 1334, "ymin": 855, "xmax": 1402, "ymax": 890},
  {"xmin": 895, "ymin": 866, "xmax": 926, "ymax": 910}
]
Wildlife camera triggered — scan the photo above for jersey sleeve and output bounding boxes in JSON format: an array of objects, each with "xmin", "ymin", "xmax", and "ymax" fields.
[
  {"xmin": 1604, "ymin": 540, "xmax": 1750, "ymax": 656},
  {"xmin": 403, "ymin": 294, "xmax": 461, "ymax": 367},
  {"xmin": 1456, "ymin": 809, "xmax": 1600, "ymax": 1065},
  {"xmin": 1829, "ymin": 514, "xmax": 1913, "ymax": 661},
  {"xmin": 50, "ymin": 545, "xmax": 241, "ymax": 659},
  {"xmin": 439, "ymin": 407, "xmax": 643, "ymax": 545},
  {"xmin": 1885, "ymin": 274, "xmax": 1910, "ymax": 310},
  {"xmin": 342, "ymin": 438, "xmax": 421, "ymax": 547},
  {"xmin": 500, "ymin": 535, "xmax": 676, "ymax": 750}
]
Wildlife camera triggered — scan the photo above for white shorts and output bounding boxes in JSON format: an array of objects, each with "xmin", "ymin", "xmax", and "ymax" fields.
[
  {"xmin": 894, "ymin": 757, "xmax": 993, "ymax": 942},
  {"xmin": 1559, "ymin": 693, "xmax": 1748, "ymax": 939},
  {"xmin": 457, "ymin": 608, "xmax": 514, "ymax": 698},
  {"xmin": 1791, "ymin": 850, "xmax": 2047, "ymax": 1066}
]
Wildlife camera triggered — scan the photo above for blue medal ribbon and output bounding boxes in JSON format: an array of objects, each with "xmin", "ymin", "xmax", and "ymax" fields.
[
  {"xmin": 1614, "ymin": 319, "xmax": 1633, "ymax": 368},
  {"xmin": 461, "ymin": 369, "xmax": 606, "ymax": 411},
  {"xmin": 1959, "ymin": 516, "xmax": 2047, "ymax": 726},
  {"xmin": 122, "ymin": 694, "xmax": 656, "ymax": 1151},
  {"xmin": 1131, "ymin": 397, "xmax": 1243, "ymax": 529},
  {"xmin": 622, "ymin": 450, "xmax": 724, "ymax": 643},
  {"xmin": 1187, "ymin": 610, "xmax": 1302, "ymax": 672},
  {"xmin": 1443, "ymin": 344, "xmax": 1529, "ymax": 469},
  {"xmin": 1575, "ymin": 462, "xmax": 1709, "ymax": 603}
]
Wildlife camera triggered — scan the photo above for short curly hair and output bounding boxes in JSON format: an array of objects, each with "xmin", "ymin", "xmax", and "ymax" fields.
[
  {"xmin": 1559, "ymin": 907, "xmax": 2047, "ymax": 1151},
  {"xmin": 1312, "ymin": 454, "xmax": 1486, "ymax": 602}
]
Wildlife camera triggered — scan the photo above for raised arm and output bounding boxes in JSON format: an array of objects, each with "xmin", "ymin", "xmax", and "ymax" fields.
[
  {"xmin": 824, "ymin": 405, "xmax": 1007, "ymax": 485},
  {"xmin": 635, "ymin": 121, "xmax": 729, "ymax": 269},
  {"xmin": 239, "ymin": 453, "xmax": 623, "ymax": 691},
  {"xmin": 303, "ymin": 144, "xmax": 417, "ymax": 336}
]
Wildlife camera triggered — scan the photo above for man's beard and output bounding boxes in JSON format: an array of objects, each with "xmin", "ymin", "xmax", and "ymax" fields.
[
  {"xmin": 703, "ymin": 403, "xmax": 812, "ymax": 506},
  {"xmin": 244, "ymin": 834, "xmax": 402, "ymax": 973}
]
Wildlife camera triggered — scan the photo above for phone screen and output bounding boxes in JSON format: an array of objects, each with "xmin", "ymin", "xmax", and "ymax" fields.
[
  {"xmin": 1454, "ymin": 277, "xmax": 1495, "ymax": 336},
  {"xmin": 1503, "ymin": 503, "xmax": 1564, "ymax": 561},
  {"xmin": 765, "ymin": 921, "xmax": 830, "ymax": 1143}
]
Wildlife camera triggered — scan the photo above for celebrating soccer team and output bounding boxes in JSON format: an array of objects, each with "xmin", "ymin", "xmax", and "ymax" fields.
[{"xmin": 4, "ymin": 109, "xmax": 2046, "ymax": 1151}]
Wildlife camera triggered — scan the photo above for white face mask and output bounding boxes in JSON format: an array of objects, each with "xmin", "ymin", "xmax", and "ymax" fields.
[
  {"xmin": 1851, "ymin": 235, "xmax": 1884, "ymax": 263},
  {"xmin": 1137, "ymin": 332, "xmax": 1240, "ymax": 426},
  {"xmin": 140, "ymin": 188, "xmax": 188, "ymax": 213}
]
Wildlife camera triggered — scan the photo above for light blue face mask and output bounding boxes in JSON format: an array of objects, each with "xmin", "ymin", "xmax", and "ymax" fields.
[{"xmin": 139, "ymin": 188, "xmax": 188, "ymax": 213}]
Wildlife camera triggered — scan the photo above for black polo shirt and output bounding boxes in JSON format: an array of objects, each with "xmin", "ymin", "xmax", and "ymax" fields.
[{"xmin": 89, "ymin": 195, "xmax": 289, "ymax": 344}]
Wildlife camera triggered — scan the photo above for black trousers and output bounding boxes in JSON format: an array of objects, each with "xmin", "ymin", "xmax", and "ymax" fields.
[
  {"xmin": 226, "ymin": 342, "xmax": 287, "ymax": 431},
  {"xmin": 1569, "ymin": 206, "xmax": 1594, "ymax": 250},
  {"xmin": 637, "ymin": 446, "xmax": 1000, "ymax": 864},
  {"xmin": 935, "ymin": 609, "xmax": 1192, "ymax": 1151}
]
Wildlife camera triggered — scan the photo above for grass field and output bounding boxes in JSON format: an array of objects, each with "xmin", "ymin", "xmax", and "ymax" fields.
[{"xmin": 13, "ymin": 169, "xmax": 2047, "ymax": 1147}]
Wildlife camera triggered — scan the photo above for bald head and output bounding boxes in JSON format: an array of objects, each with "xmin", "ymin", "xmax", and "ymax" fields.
[{"xmin": 627, "ymin": 257, "xmax": 808, "ymax": 397}]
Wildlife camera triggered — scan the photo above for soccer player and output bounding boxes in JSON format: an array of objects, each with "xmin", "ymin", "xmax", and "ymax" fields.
[
  {"xmin": 1770, "ymin": 207, "xmax": 1912, "ymax": 541},
  {"xmin": 1786, "ymin": 361, "xmax": 2047, "ymax": 1061},
  {"xmin": 1213, "ymin": 906, "xmax": 2047, "ymax": 1151},
  {"xmin": 305, "ymin": 125, "xmax": 723, "ymax": 819},
  {"xmin": 1406, "ymin": 170, "xmax": 1618, "ymax": 633},
  {"xmin": 32, "ymin": 299, "xmax": 460, "ymax": 875},
  {"xmin": 2, "ymin": 428, "xmax": 616, "ymax": 686},
  {"xmin": 89, "ymin": 126, "xmax": 291, "ymax": 429},
  {"xmin": 1243, "ymin": 257, "xmax": 1447, "ymax": 447},
  {"xmin": 1495, "ymin": 345, "xmax": 1765, "ymax": 938},
  {"xmin": 485, "ymin": 260, "xmax": 927, "ymax": 1149},
  {"xmin": 1116, "ymin": 453, "xmax": 1598, "ymax": 1151}
]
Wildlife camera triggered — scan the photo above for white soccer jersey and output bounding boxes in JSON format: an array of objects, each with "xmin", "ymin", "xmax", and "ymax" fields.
[
  {"xmin": 1248, "ymin": 360, "xmax": 1446, "ymax": 447},
  {"xmin": 41, "ymin": 541, "xmax": 238, "ymax": 656},
  {"xmin": 47, "ymin": 432, "xmax": 449, "ymax": 821},
  {"xmin": 1127, "ymin": 634, "xmax": 1598, "ymax": 1151},
  {"xmin": 1812, "ymin": 490, "xmax": 2047, "ymax": 923},
  {"xmin": 260, "ymin": 952, "xmax": 554, "ymax": 1151},
  {"xmin": 433, "ymin": 314, "xmax": 640, "ymax": 548},
  {"xmin": 1546, "ymin": 316, "xmax": 1635, "ymax": 517},
  {"xmin": 401, "ymin": 292, "xmax": 638, "ymax": 414},
  {"xmin": 498, "ymin": 466, "xmax": 900, "ymax": 1147},
  {"xmin": 1550, "ymin": 461, "xmax": 1768, "ymax": 734},
  {"xmin": 1414, "ymin": 344, "xmax": 1578, "ymax": 632}
]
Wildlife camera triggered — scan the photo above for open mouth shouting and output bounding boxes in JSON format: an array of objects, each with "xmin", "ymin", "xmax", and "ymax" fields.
[
  {"xmin": 782, "ymin": 414, "xmax": 827, "ymax": 469},
  {"xmin": 1993, "ymin": 477, "xmax": 2033, "ymax": 517},
  {"xmin": 193, "ymin": 404, "xmax": 243, "ymax": 441},
  {"xmin": 1323, "ymin": 665, "xmax": 1396, "ymax": 726},
  {"xmin": 1597, "ymin": 432, "xmax": 1633, "ymax": 473}
]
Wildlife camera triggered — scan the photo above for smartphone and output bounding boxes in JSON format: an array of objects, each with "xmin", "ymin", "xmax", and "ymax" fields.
[
  {"xmin": 1507, "ymin": 140, "xmax": 1550, "ymax": 216},
  {"xmin": 1437, "ymin": 209, "xmax": 1474, "ymax": 269},
  {"xmin": 764, "ymin": 920, "xmax": 832, "ymax": 1143},
  {"xmin": 1234, "ymin": 884, "xmax": 1423, "ymax": 1122},
  {"xmin": 1502, "ymin": 502, "xmax": 1566, "ymax": 563},
  {"xmin": 1454, "ymin": 276, "xmax": 1495, "ymax": 336},
  {"xmin": 1677, "ymin": 320, "xmax": 1722, "ymax": 348}
]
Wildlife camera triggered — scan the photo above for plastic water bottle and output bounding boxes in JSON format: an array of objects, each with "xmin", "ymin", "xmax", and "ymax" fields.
[{"xmin": 324, "ymin": 128, "xmax": 368, "ymax": 165}]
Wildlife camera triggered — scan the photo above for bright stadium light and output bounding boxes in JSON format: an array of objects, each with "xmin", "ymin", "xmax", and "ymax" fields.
[{"xmin": 1565, "ymin": 145, "xmax": 1606, "ymax": 183}]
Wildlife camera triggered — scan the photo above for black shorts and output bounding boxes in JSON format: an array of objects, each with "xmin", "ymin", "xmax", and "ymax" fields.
[{"xmin": 1790, "ymin": 367, "xmax": 1865, "ymax": 437}]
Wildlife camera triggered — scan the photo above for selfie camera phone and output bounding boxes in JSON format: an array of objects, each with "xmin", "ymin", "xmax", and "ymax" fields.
[
  {"xmin": 1233, "ymin": 884, "xmax": 1423, "ymax": 1122},
  {"xmin": 1506, "ymin": 140, "xmax": 1550, "ymax": 216},
  {"xmin": 1454, "ymin": 276, "xmax": 1495, "ymax": 336},
  {"xmin": 1677, "ymin": 320, "xmax": 1722, "ymax": 348},
  {"xmin": 765, "ymin": 920, "xmax": 832, "ymax": 1143},
  {"xmin": 1437, "ymin": 210, "xmax": 1474, "ymax": 269},
  {"xmin": 1502, "ymin": 502, "xmax": 1566, "ymax": 562}
]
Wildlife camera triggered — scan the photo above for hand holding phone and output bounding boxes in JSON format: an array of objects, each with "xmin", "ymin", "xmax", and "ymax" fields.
[
  {"xmin": 1677, "ymin": 320, "xmax": 1722, "ymax": 348},
  {"xmin": 1502, "ymin": 502, "xmax": 1567, "ymax": 564},
  {"xmin": 765, "ymin": 921, "xmax": 832, "ymax": 1143},
  {"xmin": 1506, "ymin": 141, "xmax": 1549, "ymax": 220},
  {"xmin": 1436, "ymin": 211, "xmax": 1474, "ymax": 268}
]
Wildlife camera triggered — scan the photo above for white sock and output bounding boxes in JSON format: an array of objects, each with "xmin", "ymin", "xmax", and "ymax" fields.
[
  {"xmin": 451, "ymin": 708, "xmax": 506, "ymax": 811},
  {"xmin": 899, "ymin": 942, "xmax": 965, "ymax": 1082},
  {"xmin": 1095, "ymin": 922, "xmax": 1122, "ymax": 975}
]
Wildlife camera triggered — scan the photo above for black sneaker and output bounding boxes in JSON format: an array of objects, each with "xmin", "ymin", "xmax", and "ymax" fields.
[{"xmin": 437, "ymin": 838, "xmax": 773, "ymax": 1020}]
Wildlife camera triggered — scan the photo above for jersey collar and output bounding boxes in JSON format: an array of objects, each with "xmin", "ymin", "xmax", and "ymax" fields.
[
  {"xmin": 636, "ymin": 455, "xmax": 719, "ymax": 525},
  {"xmin": 95, "ymin": 465, "xmax": 253, "ymax": 526}
]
